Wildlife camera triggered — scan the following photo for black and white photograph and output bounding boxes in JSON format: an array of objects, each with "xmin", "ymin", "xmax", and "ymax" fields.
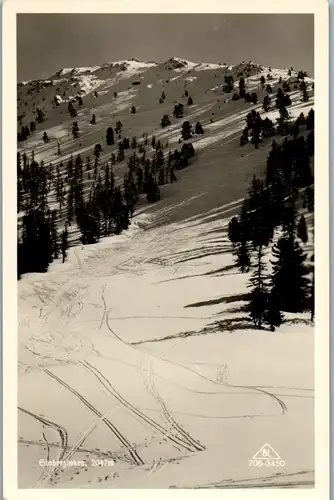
[{"xmin": 5, "ymin": 6, "xmax": 328, "ymax": 493}]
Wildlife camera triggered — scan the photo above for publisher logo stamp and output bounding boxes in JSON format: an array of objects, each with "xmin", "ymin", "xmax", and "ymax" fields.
[{"xmin": 249, "ymin": 443, "xmax": 285, "ymax": 468}]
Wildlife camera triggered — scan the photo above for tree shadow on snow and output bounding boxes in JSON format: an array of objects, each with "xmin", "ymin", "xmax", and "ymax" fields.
[
  {"xmin": 156, "ymin": 263, "xmax": 237, "ymax": 284},
  {"xmin": 184, "ymin": 292, "xmax": 249, "ymax": 309}
]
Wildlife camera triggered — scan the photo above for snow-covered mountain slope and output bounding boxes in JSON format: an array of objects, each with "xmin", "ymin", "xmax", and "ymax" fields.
[
  {"xmin": 17, "ymin": 57, "xmax": 315, "ymax": 489},
  {"xmin": 18, "ymin": 203, "xmax": 314, "ymax": 489}
]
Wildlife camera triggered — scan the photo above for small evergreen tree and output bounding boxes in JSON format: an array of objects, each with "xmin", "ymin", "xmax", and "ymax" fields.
[
  {"xmin": 36, "ymin": 108, "xmax": 46, "ymax": 123},
  {"xmin": 195, "ymin": 121, "xmax": 204, "ymax": 134},
  {"xmin": 240, "ymin": 127, "xmax": 249, "ymax": 146},
  {"xmin": 42, "ymin": 131, "xmax": 49, "ymax": 143},
  {"xmin": 239, "ymin": 77, "xmax": 246, "ymax": 98},
  {"xmin": 72, "ymin": 121, "xmax": 79, "ymax": 139},
  {"xmin": 106, "ymin": 127, "xmax": 114, "ymax": 145},
  {"xmin": 228, "ymin": 216, "xmax": 240, "ymax": 246},
  {"xmin": 282, "ymin": 81, "xmax": 291, "ymax": 93},
  {"xmin": 173, "ymin": 103, "xmax": 184, "ymax": 119},
  {"xmin": 302, "ymin": 89, "xmax": 309, "ymax": 102},
  {"xmin": 251, "ymin": 92, "xmax": 258, "ymax": 104},
  {"xmin": 161, "ymin": 115, "xmax": 171, "ymax": 128},
  {"xmin": 187, "ymin": 96, "xmax": 193, "ymax": 106},
  {"xmin": 90, "ymin": 114, "xmax": 96, "ymax": 125},
  {"xmin": 115, "ymin": 121, "xmax": 123, "ymax": 135},
  {"xmin": 68, "ymin": 101, "xmax": 77, "ymax": 118},
  {"xmin": 181, "ymin": 121, "xmax": 192, "ymax": 140},
  {"xmin": 181, "ymin": 142, "xmax": 195, "ymax": 160},
  {"xmin": 263, "ymin": 95, "xmax": 271, "ymax": 112},
  {"xmin": 94, "ymin": 143, "xmax": 102, "ymax": 157}
]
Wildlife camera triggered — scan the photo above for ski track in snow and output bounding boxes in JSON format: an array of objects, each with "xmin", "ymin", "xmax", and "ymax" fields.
[{"xmin": 18, "ymin": 197, "xmax": 314, "ymax": 488}]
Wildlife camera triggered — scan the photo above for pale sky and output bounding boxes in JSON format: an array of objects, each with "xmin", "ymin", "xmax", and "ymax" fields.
[{"xmin": 17, "ymin": 14, "xmax": 314, "ymax": 81}]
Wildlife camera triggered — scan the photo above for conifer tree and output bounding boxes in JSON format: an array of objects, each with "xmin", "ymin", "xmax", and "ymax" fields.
[
  {"xmin": 90, "ymin": 114, "xmax": 96, "ymax": 125},
  {"xmin": 187, "ymin": 96, "xmax": 193, "ymax": 106},
  {"xmin": 106, "ymin": 127, "xmax": 114, "ymax": 146},
  {"xmin": 117, "ymin": 141, "xmax": 125, "ymax": 163},
  {"xmin": 43, "ymin": 131, "xmax": 49, "ymax": 143},
  {"xmin": 181, "ymin": 121, "xmax": 192, "ymax": 140},
  {"xmin": 282, "ymin": 81, "xmax": 291, "ymax": 93},
  {"xmin": 68, "ymin": 101, "xmax": 77, "ymax": 118},
  {"xmin": 234, "ymin": 237, "xmax": 251, "ymax": 273},
  {"xmin": 270, "ymin": 236, "xmax": 309, "ymax": 313},
  {"xmin": 264, "ymin": 290, "xmax": 284, "ymax": 331},
  {"xmin": 263, "ymin": 95, "xmax": 271, "ymax": 112},
  {"xmin": 239, "ymin": 77, "xmax": 246, "ymax": 98},
  {"xmin": 20, "ymin": 207, "xmax": 52, "ymax": 274},
  {"xmin": 67, "ymin": 181, "xmax": 74, "ymax": 225},
  {"xmin": 115, "ymin": 121, "xmax": 123, "ymax": 135},
  {"xmin": 60, "ymin": 225, "xmax": 69, "ymax": 263},
  {"xmin": 36, "ymin": 108, "xmax": 46, "ymax": 123},
  {"xmin": 306, "ymin": 130, "xmax": 314, "ymax": 156},
  {"xmin": 247, "ymin": 245, "xmax": 268, "ymax": 329},
  {"xmin": 276, "ymin": 106, "xmax": 290, "ymax": 135},
  {"xmin": 181, "ymin": 143, "xmax": 195, "ymax": 160},
  {"xmin": 297, "ymin": 112, "xmax": 306, "ymax": 126},
  {"xmin": 67, "ymin": 156, "xmax": 74, "ymax": 181},
  {"xmin": 251, "ymin": 92, "xmax": 258, "ymax": 104},
  {"xmin": 306, "ymin": 108, "xmax": 314, "ymax": 130},
  {"xmin": 195, "ymin": 121, "xmax": 204, "ymax": 134},
  {"xmin": 302, "ymin": 89, "xmax": 309, "ymax": 102},
  {"xmin": 240, "ymin": 127, "xmax": 249, "ymax": 146},
  {"xmin": 50, "ymin": 210, "xmax": 60, "ymax": 260},
  {"xmin": 299, "ymin": 80, "xmax": 307, "ymax": 91},
  {"xmin": 173, "ymin": 103, "xmax": 184, "ymax": 119},
  {"xmin": 72, "ymin": 121, "xmax": 79, "ymax": 139},
  {"xmin": 297, "ymin": 214, "xmax": 308, "ymax": 243},
  {"xmin": 161, "ymin": 115, "xmax": 171, "ymax": 128},
  {"xmin": 228, "ymin": 216, "xmax": 240, "ymax": 247}
]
